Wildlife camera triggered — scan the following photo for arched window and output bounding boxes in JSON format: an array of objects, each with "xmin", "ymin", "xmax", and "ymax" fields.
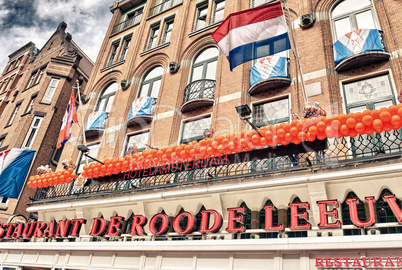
[
  {"xmin": 96, "ymin": 82, "xmax": 118, "ymax": 113},
  {"xmin": 331, "ymin": 0, "xmax": 377, "ymax": 40},
  {"xmin": 259, "ymin": 200, "xmax": 279, "ymax": 239},
  {"xmin": 138, "ymin": 66, "xmax": 163, "ymax": 99},
  {"xmin": 341, "ymin": 192, "xmax": 365, "ymax": 236},
  {"xmin": 376, "ymin": 189, "xmax": 402, "ymax": 234},
  {"xmin": 191, "ymin": 47, "xmax": 219, "ymax": 82},
  {"xmin": 287, "ymin": 197, "xmax": 308, "ymax": 238}
]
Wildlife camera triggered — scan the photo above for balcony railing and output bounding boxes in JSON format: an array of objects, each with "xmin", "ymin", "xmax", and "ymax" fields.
[
  {"xmin": 32, "ymin": 129, "xmax": 402, "ymax": 202},
  {"xmin": 149, "ymin": 0, "xmax": 183, "ymax": 17},
  {"xmin": 183, "ymin": 79, "xmax": 215, "ymax": 104},
  {"xmin": 111, "ymin": 13, "xmax": 142, "ymax": 35}
]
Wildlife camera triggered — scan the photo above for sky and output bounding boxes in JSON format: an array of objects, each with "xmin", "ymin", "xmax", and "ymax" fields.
[{"xmin": 0, "ymin": 0, "xmax": 114, "ymax": 69}]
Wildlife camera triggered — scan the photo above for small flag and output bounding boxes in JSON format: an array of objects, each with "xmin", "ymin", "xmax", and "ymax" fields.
[
  {"xmin": 0, "ymin": 148, "xmax": 35, "ymax": 198},
  {"xmin": 127, "ymin": 97, "xmax": 156, "ymax": 121},
  {"xmin": 84, "ymin": 111, "xmax": 108, "ymax": 131},
  {"xmin": 333, "ymin": 29, "xmax": 384, "ymax": 64},
  {"xmin": 212, "ymin": 1, "xmax": 291, "ymax": 71},
  {"xmin": 57, "ymin": 91, "xmax": 78, "ymax": 149},
  {"xmin": 250, "ymin": 56, "xmax": 288, "ymax": 87}
]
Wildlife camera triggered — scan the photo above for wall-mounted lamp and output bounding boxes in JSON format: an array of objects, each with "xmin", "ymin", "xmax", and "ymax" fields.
[
  {"xmin": 77, "ymin": 144, "xmax": 104, "ymax": 165},
  {"xmin": 235, "ymin": 104, "xmax": 262, "ymax": 137}
]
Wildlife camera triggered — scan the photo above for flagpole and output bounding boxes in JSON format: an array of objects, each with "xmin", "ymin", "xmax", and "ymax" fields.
[
  {"xmin": 282, "ymin": 0, "xmax": 308, "ymax": 105},
  {"xmin": 74, "ymin": 80, "xmax": 88, "ymax": 165}
]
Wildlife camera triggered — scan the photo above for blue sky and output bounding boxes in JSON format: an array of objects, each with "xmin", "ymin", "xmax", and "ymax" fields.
[{"xmin": 0, "ymin": 0, "xmax": 113, "ymax": 69}]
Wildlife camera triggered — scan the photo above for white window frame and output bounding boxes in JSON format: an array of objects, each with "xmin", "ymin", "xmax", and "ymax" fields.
[
  {"xmin": 179, "ymin": 115, "xmax": 211, "ymax": 144},
  {"xmin": 22, "ymin": 116, "xmax": 43, "ymax": 149},
  {"xmin": 41, "ymin": 78, "xmax": 59, "ymax": 103},
  {"xmin": 122, "ymin": 131, "xmax": 150, "ymax": 156},
  {"xmin": 8, "ymin": 103, "xmax": 21, "ymax": 126},
  {"xmin": 76, "ymin": 143, "xmax": 101, "ymax": 174},
  {"xmin": 0, "ymin": 196, "xmax": 8, "ymax": 210}
]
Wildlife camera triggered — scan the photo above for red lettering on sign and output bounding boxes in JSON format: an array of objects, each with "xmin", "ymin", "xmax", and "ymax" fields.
[
  {"xmin": 106, "ymin": 216, "xmax": 124, "ymax": 236},
  {"xmin": 226, "ymin": 207, "xmax": 245, "ymax": 232},
  {"xmin": 43, "ymin": 220, "xmax": 56, "ymax": 237},
  {"xmin": 70, "ymin": 219, "xmax": 86, "ymax": 237},
  {"xmin": 11, "ymin": 223, "xmax": 24, "ymax": 238},
  {"xmin": 288, "ymin": 202, "xmax": 311, "ymax": 230},
  {"xmin": 129, "ymin": 215, "xmax": 147, "ymax": 235},
  {"xmin": 316, "ymin": 200, "xmax": 341, "ymax": 229},
  {"xmin": 198, "ymin": 210, "xmax": 222, "ymax": 233},
  {"xmin": 347, "ymin": 196, "xmax": 375, "ymax": 227},
  {"xmin": 383, "ymin": 194, "xmax": 402, "ymax": 224},
  {"xmin": 315, "ymin": 258, "xmax": 324, "ymax": 267},
  {"xmin": 55, "ymin": 220, "xmax": 71, "ymax": 237},
  {"xmin": 33, "ymin": 222, "xmax": 47, "ymax": 237},
  {"xmin": 149, "ymin": 213, "xmax": 170, "ymax": 235},
  {"xmin": 173, "ymin": 211, "xmax": 195, "ymax": 234},
  {"xmin": 89, "ymin": 218, "xmax": 107, "ymax": 237},
  {"xmin": 22, "ymin": 222, "xmax": 36, "ymax": 238},
  {"xmin": 262, "ymin": 205, "xmax": 284, "ymax": 231}
]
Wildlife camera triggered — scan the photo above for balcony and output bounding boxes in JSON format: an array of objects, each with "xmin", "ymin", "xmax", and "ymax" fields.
[
  {"xmin": 181, "ymin": 79, "xmax": 215, "ymax": 113},
  {"xmin": 126, "ymin": 97, "xmax": 157, "ymax": 127},
  {"xmin": 111, "ymin": 13, "xmax": 142, "ymax": 36},
  {"xmin": 248, "ymin": 57, "xmax": 291, "ymax": 95},
  {"xmin": 148, "ymin": 0, "xmax": 183, "ymax": 18},
  {"xmin": 333, "ymin": 29, "xmax": 389, "ymax": 72},
  {"xmin": 31, "ymin": 129, "xmax": 402, "ymax": 202},
  {"xmin": 84, "ymin": 111, "xmax": 108, "ymax": 138}
]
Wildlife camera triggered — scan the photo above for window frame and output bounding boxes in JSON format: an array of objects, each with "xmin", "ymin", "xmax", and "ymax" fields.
[
  {"xmin": 96, "ymin": 82, "xmax": 118, "ymax": 113},
  {"xmin": 107, "ymin": 41, "xmax": 120, "ymax": 66},
  {"xmin": 41, "ymin": 78, "xmax": 60, "ymax": 104},
  {"xmin": 138, "ymin": 66, "xmax": 163, "ymax": 99},
  {"xmin": 0, "ymin": 196, "xmax": 8, "ymax": 210},
  {"xmin": 147, "ymin": 24, "xmax": 160, "ymax": 50},
  {"xmin": 190, "ymin": 46, "xmax": 220, "ymax": 83},
  {"xmin": 22, "ymin": 116, "xmax": 43, "ymax": 149},
  {"xmin": 180, "ymin": 116, "xmax": 211, "ymax": 144},
  {"xmin": 212, "ymin": 0, "xmax": 225, "ymax": 24},
  {"xmin": 25, "ymin": 94, "xmax": 37, "ymax": 114},
  {"xmin": 162, "ymin": 19, "xmax": 174, "ymax": 44},
  {"xmin": 7, "ymin": 102, "xmax": 21, "ymax": 126},
  {"xmin": 119, "ymin": 35, "xmax": 132, "ymax": 61},
  {"xmin": 252, "ymin": 96, "xmax": 291, "ymax": 128},
  {"xmin": 122, "ymin": 131, "xmax": 150, "ymax": 156},
  {"xmin": 331, "ymin": 0, "xmax": 378, "ymax": 41}
]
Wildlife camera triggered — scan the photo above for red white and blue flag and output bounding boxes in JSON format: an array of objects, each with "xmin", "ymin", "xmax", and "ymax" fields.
[
  {"xmin": 57, "ymin": 91, "xmax": 78, "ymax": 149},
  {"xmin": 0, "ymin": 148, "xmax": 35, "ymax": 198},
  {"xmin": 212, "ymin": 1, "xmax": 291, "ymax": 71}
]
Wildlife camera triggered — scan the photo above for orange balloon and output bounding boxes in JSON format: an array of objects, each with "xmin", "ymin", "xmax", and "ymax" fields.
[
  {"xmin": 277, "ymin": 128, "xmax": 285, "ymax": 138},
  {"xmin": 380, "ymin": 111, "xmax": 392, "ymax": 123},
  {"xmin": 349, "ymin": 128, "xmax": 357, "ymax": 138},
  {"xmin": 338, "ymin": 114, "xmax": 348, "ymax": 124},
  {"xmin": 317, "ymin": 121, "xmax": 326, "ymax": 132},
  {"xmin": 308, "ymin": 126, "xmax": 318, "ymax": 136},
  {"xmin": 325, "ymin": 126, "xmax": 334, "ymax": 138},
  {"xmin": 345, "ymin": 117, "xmax": 356, "ymax": 129},
  {"xmin": 373, "ymin": 119, "xmax": 384, "ymax": 130},
  {"xmin": 362, "ymin": 115, "xmax": 373, "ymax": 126},
  {"xmin": 355, "ymin": 122, "xmax": 365, "ymax": 134},
  {"xmin": 371, "ymin": 110, "xmax": 381, "ymax": 119},
  {"xmin": 391, "ymin": 115, "xmax": 402, "ymax": 128},
  {"xmin": 340, "ymin": 124, "xmax": 349, "ymax": 136}
]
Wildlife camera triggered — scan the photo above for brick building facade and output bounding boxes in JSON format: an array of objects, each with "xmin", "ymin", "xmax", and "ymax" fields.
[
  {"xmin": 0, "ymin": 22, "xmax": 93, "ymax": 223},
  {"xmin": 1, "ymin": 0, "xmax": 402, "ymax": 269}
]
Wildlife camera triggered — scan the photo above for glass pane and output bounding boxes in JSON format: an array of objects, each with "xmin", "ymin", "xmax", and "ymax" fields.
[
  {"xmin": 344, "ymin": 75, "xmax": 394, "ymax": 105},
  {"xmin": 374, "ymin": 100, "xmax": 393, "ymax": 110},
  {"xmin": 206, "ymin": 61, "xmax": 218, "ymax": 80},
  {"xmin": 144, "ymin": 66, "xmax": 164, "ymax": 80},
  {"xmin": 97, "ymin": 99, "xmax": 106, "ymax": 112},
  {"xmin": 182, "ymin": 118, "xmax": 211, "ymax": 140},
  {"xmin": 33, "ymin": 118, "xmax": 41, "ymax": 127},
  {"xmin": 24, "ymin": 129, "xmax": 36, "ymax": 148},
  {"xmin": 105, "ymin": 95, "xmax": 114, "ymax": 113},
  {"xmin": 127, "ymin": 132, "xmax": 149, "ymax": 152},
  {"xmin": 103, "ymin": 82, "xmax": 118, "ymax": 96},
  {"xmin": 356, "ymin": 10, "xmax": 376, "ymax": 29},
  {"xmin": 194, "ymin": 47, "xmax": 219, "ymax": 64},
  {"xmin": 140, "ymin": 83, "xmax": 150, "ymax": 97},
  {"xmin": 332, "ymin": 0, "xmax": 371, "ymax": 17},
  {"xmin": 334, "ymin": 17, "xmax": 352, "ymax": 39},
  {"xmin": 151, "ymin": 79, "xmax": 161, "ymax": 98},
  {"xmin": 88, "ymin": 144, "xmax": 100, "ymax": 158},
  {"xmin": 349, "ymin": 105, "xmax": 367, "ymax": 113},
  {"xmin": 191, "ymin": 66, "xmax": 203, "ymax": 81},
  {"xmin": 253, "ymin": 98, "xmax": 289, "ymax": 124}
]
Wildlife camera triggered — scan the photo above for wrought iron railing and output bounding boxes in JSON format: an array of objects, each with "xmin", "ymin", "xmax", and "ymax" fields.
[
  {"xmin": 111, "ymin": 13, "xmax": 142, "ymax": 35},
  {"xmin": 32, "ymin": 129, "xmax": 402, "ymax": 202},
  {"xmin": 149, "ymin": 0, "xmax": 183, "ymax": 17},
  {"xmin": 183, "ymin": 79, "xmax": 216, "ymax": 104}
]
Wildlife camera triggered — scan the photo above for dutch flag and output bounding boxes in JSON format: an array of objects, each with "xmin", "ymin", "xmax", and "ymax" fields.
[
  {"xmin": 57, "ymin": 90, "xmax": 78, "ymax": 149},
  {"xmin": 212, "ymin": 1, "xmax": 291, "ymax": 71}
]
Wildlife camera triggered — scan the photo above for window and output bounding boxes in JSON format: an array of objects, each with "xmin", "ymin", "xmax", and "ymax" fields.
[
  {"xmin": 147, "ymin": 24, "xmax": 160, "ymax": 50},
  {"xmin": 212, "ymin": 0, "xmax": 225, "ymax": 24},
  {"xmin": 3, "ymin": 75, "xmax": 15, "ymax": 91},
  {"xmin": 191, "ymin": 47, "xmax": 219, "ymax": 82},
  {"xmin": 138, "ymin": 66, "xmax": 163, "ymax": 99},
  {"xmin": 0, "ymin": 197, "xmax": 8, "ymax": 210},
  {"xmin": 376, "ymin": 189, "xmax": 402, "ymax": 234},
  {"xmin": 76, "ymin": 143, "xmax": 100, "ymax": 174},
  {"xmin": 259, "ymin": 200, "xmax": 279, "ymax": 239},
  {"xmin": 119, "ymin": 36, "xmax": 131, "ymax": 61},
  {"xmin": 181, "ymin": 117, "xmax": 211, "ymax": 144},
  {"xmin": 22, "ymin": 116, "xmax": 43, "ymax": 148},
  {"xmin": 26, "ymin": 73, "xmax": 36, "ymax": 89},
  {"xmin": 331, "ymin": 0, "xmax": 376, "ymax": 40},
  {"xmin": 107, "ymin": 42, "xmax": 120, "ymax": 66},
  {"xmin": 287, "ymin": 197, "xmax": 308, "ymax": 238},
  {"xmin": 0, "ymin": 79, "xmax": 8, "ymax": 93},
  {"xmin": 251, "ymin": 0, "xmax": 275, "ymax": 8},
  {"xmin": 97, "ymin": 82, "xmax": 118, "ymax": 113},
  {"xmin": 8, "ymin": 103, "xmax": 21, "ymax": 126},
  {"xmin": 253, "ymin": 98, "xmax": 290, "ymax": 127},
  {"xmin": 194, "ymin": 0, "xmax": 225, "ymax": 31},
  {"xmin": 341, "ymin": 192, "xmax": 365, "ymax": 236},
  {"xmin": 0, "ymin": 137, "xmax": 4, "ymax": 148},
  {"xmin": 34, "ymin": 69, "xmax": 45, "ymax": 85},
  {"xmin": 125, "ymin": 7, "xmax": 143, "ymax": 26},
  {"xmin": 123, "ymin": 132, "xmax": 150, "ymax": 156},
  {"xmin": 25, "ymin": 95, "xmax": 37, "ymax": 114},
  {"xmin": 42, "ymin": 78, "xmax": 59, "ymax": 103},
  {"xmin": 194, "ymin": 4, "xmax": 208, "ymax": 31},
  {"xmin": 161, "ymin": 20, "xmax": 174, "ymax": 44}
]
